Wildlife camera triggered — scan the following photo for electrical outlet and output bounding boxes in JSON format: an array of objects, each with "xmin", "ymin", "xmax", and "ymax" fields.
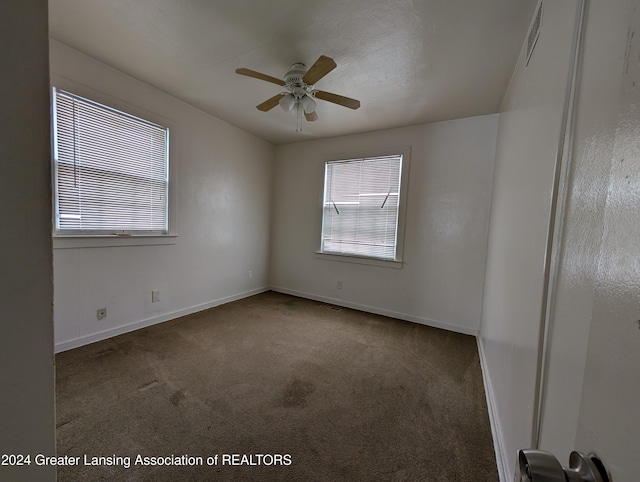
[
  {"xmin": 248, "ymin": 270, "xmax": 253, "ymax": 279},
  {"xmin": 151, "ymin": 290, "xmax": 161, "ymax": 303},
  {"xmin": 336, "ymin": 280, "xmax": 343, "ymax": 290},
  {"xmin": 96, "ymin": 307, "xmax": 107, "ymax": 320}
]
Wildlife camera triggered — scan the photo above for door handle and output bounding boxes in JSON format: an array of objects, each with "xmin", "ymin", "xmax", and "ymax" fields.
[{"xmin": 515, "ymin": 449, "xmax": 610, "ymax": 482}]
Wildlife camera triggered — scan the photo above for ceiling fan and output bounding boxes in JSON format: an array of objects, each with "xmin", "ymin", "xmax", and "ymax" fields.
[{"xmin": 235, "ymin": 55, "xmax": 360, "ymax": 129}]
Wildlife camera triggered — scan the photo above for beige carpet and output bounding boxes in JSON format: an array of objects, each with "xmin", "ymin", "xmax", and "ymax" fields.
[{"xmin": 55, "ymin": 291, "xmax": 498, "ymax": 481}]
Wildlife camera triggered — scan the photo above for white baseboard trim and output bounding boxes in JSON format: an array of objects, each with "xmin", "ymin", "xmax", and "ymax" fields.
[
  {"xmin": 270, "ymin": 286, "xmax": 478, "ymax": 336},
  {"xmin": 54, "ymin": 287, "xmax": 269, "ymax": 353},
  {"xmin": 56, "ymin": 285, "xmax": 479, "ymax": 351},
  {"xmin": 477, "ymin": 336, "xmax": 509, "ymax": 482}
]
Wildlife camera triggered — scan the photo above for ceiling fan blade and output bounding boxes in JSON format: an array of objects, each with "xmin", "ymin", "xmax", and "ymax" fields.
[
  {"xmin": 315, "ymin": 90, "xmax": 361, "ymax": 110},
  {"xmin": 302, "ymin": 55, "xmax": 337, "ymax": 85},
  {"xmin": 304, "ymin": 111, "xmax": 318, "ymax": 122},
  {"xmin": 236, "ymin": 68, "xmax": 285, "ymax": 87},
  {"xmin": 257, "ymin": 94, "xmax": 284, "ymax": 112}
]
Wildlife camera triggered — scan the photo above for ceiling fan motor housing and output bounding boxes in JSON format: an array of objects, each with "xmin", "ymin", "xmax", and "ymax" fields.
[
  {"xmin": 284, "ymin": 63, "xmax": 315, "ymax": 99},
  {"xmin": 285, "ymin": 63, "xmax": 307, "ymax": 86}
]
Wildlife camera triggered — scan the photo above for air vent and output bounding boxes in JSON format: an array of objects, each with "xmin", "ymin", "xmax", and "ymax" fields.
[{"xmin": 526, "ymin": 0, "xmax": 543, "ymax": 66}]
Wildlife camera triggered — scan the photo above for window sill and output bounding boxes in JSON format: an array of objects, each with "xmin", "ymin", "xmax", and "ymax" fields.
[
  {"xmin": 315, "ymin": 251, "xmax": 403, "ymax": 269},
  {"xmin": 53, "ymin": 234, "xmax": 178, "ymax": 249}
]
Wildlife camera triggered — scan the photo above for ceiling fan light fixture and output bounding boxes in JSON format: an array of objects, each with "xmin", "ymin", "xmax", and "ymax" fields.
[
  {"xmin": 300, "ymin": 95, "xmax": 316, "ymax": 114},
  {"xmin": 290, "ymin": 102, "xmax": 303, "ymax": 117},
  {"xmin": 279, "ymin": 93, "xmax": 296, "ymax": 112}
]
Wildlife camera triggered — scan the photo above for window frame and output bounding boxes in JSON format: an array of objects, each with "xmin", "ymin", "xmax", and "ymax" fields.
[
  {"xmin": 317, "ymin": 147, "xmax": 410, "ymax": 268},
  {"xmin": 50, "ymin": 85, "xmax": 176, "ymax": 247}
]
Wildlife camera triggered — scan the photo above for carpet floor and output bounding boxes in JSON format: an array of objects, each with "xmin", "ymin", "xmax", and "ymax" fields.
[{"xmin": 55, "ymin": 291, "xmax": 498, "ymax": 481}]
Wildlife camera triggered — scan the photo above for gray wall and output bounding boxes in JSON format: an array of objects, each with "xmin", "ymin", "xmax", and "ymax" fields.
[{"xmin": 0, "ymin": 1, "xmax": 56, "ymax": 481}]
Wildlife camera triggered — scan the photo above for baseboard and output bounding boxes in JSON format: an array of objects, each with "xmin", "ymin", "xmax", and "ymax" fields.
[
  {"xmin": 56, "ymin": 284, "xmax": 478, "ymax": 350},
  {"xmin": 54, "ymin": 287, "xmax": 270, "ymax": 353},
  {"xmin": 270, "ymin": 286, "xmax": 478, "ymax": 336},
  {"xmin": 477, "ymin": 336, "xmax": 509, "ymax": 482}
]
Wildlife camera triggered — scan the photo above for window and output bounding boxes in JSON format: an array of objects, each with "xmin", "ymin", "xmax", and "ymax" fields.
[
  {"xmin": 321, "ymin": 154, "xmax": 404, "ymax": 261},
  {"xmin": 52, "ymin": 88, "xmax": 169, "ymax": 236}
]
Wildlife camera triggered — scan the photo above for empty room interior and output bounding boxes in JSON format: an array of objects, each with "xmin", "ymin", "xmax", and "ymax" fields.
[{"xmin": 2, "ymin": 0, "xmax": 639, "ymax": 481}]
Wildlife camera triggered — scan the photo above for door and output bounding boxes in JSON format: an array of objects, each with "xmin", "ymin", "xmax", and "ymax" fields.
[
  {"xmin": 537, "ymin": 0, "xmax": 640, "ymax": 479},
  {"xmin": 571, "ymin": 1, "xmax": 640, "ymax": 478}
]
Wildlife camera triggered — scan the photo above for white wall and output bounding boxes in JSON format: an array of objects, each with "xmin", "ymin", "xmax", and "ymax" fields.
[
  {"xmin": 50, "ymin": 41, "xmax": 274, "ymax": 352},
  {"xmin": 0, "ymin": 1, "xmax": 56, "ymax": 480},
  {"xmin": 270, "ymin": 116, "xmax": 497, "ymax": 335},
  {"xmin": 478, "ymin": 1, "xmax": 580, "ymax": 480}
]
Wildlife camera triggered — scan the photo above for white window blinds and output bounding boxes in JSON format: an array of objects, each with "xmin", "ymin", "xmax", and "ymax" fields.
[
  {"xmin": 321, "ymin": 155, "xmax": 402, "ymax": 260},
  {"xmin": 52, "ymin": 88, "xmax": 169, "ymax": 235}
]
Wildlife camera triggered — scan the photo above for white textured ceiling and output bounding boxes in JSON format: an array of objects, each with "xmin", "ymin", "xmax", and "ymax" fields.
[{"xmin": 49, "ymin": 0, "xmax": 537, "ymax": 145}]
